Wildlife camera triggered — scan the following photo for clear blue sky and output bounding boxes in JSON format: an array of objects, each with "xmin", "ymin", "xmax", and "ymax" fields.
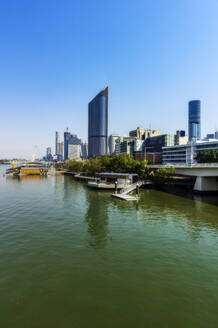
[{"xmin": 1, "ymin": 0, "xmax": 218, "ymax": 158}]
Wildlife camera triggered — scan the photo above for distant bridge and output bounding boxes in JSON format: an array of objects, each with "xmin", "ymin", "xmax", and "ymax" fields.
[{"xmin": 149, "ymin": 164, "xmax": 218, "ymax": 192}]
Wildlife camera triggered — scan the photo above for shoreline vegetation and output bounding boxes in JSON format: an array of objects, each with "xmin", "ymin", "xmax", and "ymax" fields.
[
  {"xmin": 0, "ymin": 160, "xmax": 10, "ymax": 164},
  {"xmin": 59, "ymin": 154, "xmax": 175, "ymax": 186}
]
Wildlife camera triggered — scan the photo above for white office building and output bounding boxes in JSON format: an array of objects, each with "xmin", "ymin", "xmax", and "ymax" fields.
[
  {"xmin": 68, "ymin": 144, "xmax": 82, "ymax": 160},
  {"xmin": 163, "ymin": 140, "xmax": 218, "ymax": 165}
]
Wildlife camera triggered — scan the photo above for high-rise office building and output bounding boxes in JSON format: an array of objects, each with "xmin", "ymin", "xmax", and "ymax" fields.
[
  {"xmin": 81, "ymin": 142, "xmax": 88, "ymax": 159},
  {"xmin": 88, "ymin": 86, "xmax": 108, "ymax": 157},
  {"xmin": 69, "ymin": 134, "xmax": 82, "ymax": 145},
  {"xmin": 109, "ymin": 134, "xmax": 119, "ymax": 155},
  {"xmin": 46, "ymin": 147, "xmax": 52, "ymax": 157},
  {"xmin": 57, "ymin": 142, "xmax": 63, "ymax": 161},
  {"xmin": 46, "ymin": 147, "xmax": 53, "ymax": 161},
  {"xmin": 55, "ymin": 131, "xmax": 60, "ymax": 155},
  {"xmin": 188, "ymin": 100, "xmax": 201, "ymax": 141},
  {"xmin": 68, "ymin": 144, "xmax": 82, "ymax": 160},
  {"xmin": 57, "ymin": 142, "xmax": 63, "ymax": 156},
  {"xmin": 67, "ymin": 134, "xmax": 82, "ymax": 160},
  {"xmin": 64, "ymin": 130, "xmax": 71, "ymax": 160}
]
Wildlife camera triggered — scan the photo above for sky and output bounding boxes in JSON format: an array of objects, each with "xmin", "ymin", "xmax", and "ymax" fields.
[{"xmin": 1, "ymin": 0, "xmax": 218, "ymax": 158}]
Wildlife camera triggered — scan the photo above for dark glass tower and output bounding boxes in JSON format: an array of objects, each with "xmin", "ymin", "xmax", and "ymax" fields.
[
  {"xmin": 188, "ymin": 100, "xmax": 201, "ymax": 141},
  {"xmin": 64, "ymin": 131, "xmax": 71, "ymax": 160},
  {"xmin": 55, "ymin": 131, "xmax": 60, "ymax": 155},
  {"xmin": 88, "ymin": 87, "xmax": 108, "ymax": 157}
]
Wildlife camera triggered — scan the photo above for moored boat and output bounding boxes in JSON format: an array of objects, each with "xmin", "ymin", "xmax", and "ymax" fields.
[{"xmin": 88, "ymin": 173, "xmax": 138, "ymax": 190}]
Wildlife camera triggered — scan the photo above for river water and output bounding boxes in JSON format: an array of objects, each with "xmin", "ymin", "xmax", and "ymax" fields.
[{"xmin": 0, "ymin": 166, "xmax": 218, "ymax": 328}]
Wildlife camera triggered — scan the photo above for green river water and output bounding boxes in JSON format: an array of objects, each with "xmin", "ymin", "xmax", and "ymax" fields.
[{"xmin": 0, "ymin": 166, "xmax": 218, "ymax": 328}]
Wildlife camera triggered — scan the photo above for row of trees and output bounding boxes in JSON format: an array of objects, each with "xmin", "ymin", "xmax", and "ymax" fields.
[
  {"xmin": 196, "ymin": 150, "xmax": 218, "ymax": 163},
  {"xmin": 63, "ymin": 154, "xmax": 175, "ymax": 185},
  {"xmin": 64, "ymin": 154, "xmax": 149, "ymax": 178}
]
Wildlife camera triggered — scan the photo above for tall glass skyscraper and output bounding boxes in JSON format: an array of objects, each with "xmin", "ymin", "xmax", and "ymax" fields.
[
  {"xmin": 88, "ymin": 87, "xmax": 108, "ymax": 157},
  {"xmin": 55, "ymin": 131, "xmax": 60, "ymax": 155},
  {"xmin": 64, "ymin": 131, "xmax": 71, "ymax": 160},
  {"xmin": 188, "ymin": 100, "xmax": 201, "ymax": 141}
]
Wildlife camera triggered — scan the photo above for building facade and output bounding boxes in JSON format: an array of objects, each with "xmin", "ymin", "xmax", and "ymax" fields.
[
  {"xmin": 188, "ymin": 100, "xmax": 201, "ymax": 141},
  {"xmin": 69, "ymin": 134, "xmax": 82, "ymax": 145},
  {"xmin": 64, "ymin": 131, "xmax": 71, "ymax": 160},
  {"xmin": 175, "ymin": 130, "xmax": 189, "ymax": 145},
  {"xmin": 134, "ymin": 152, "xmax": 162, "ymax": 164},
  {"xmin": 68, "ymin": 144, "xmax": 82, "ymax": 160},
  {"xmin": 129, "ymin": 127, "xmax": 161, "ymax": 140},
  {"xmin": 57, "ymin": 142, "xmax": 63, "ymax": 156},
  {"xmin": 144, "ymin": 129, "xmax": 161, "ymax": 139},
  {"xmin": 115, "ymin": 136, "xmax": 136, "ymax": 156},
  {"xmin": 163, "ymin": 140, "xmax": 218, "ymax": 165},
  {"xmin": 81, "ymin": 142, "xmax": 88, "ymax": 159},
  {"xmin": 129, "ymin": 127, "xmax": 144, "ymax": 139},
  {"xmin": 109, "ymin": 134, "xmax": 119, "ymax": 155},
  {"xmin": 55, "ymin": 131, "xmax": 60, "ymax": 155},
  {"xmin": 46, "ymin": 147, "xmax": 53, "ymax": 161},
  {"xmin": 57, "ymin": 142, "xmax": 63, "ymax": 161},
  {"xmin": 145, "ymin": 134, "xmax": 175, "ymax": 153},
  {"xmin": 206, "ymin": 134, "xmax": 215, "ymax": 139},
  {"xmin": 88, "ymin": 87, "xmax": 108, "ymax": 158},
  {"xmin": 133, "ymin": 139, "xmax": 144, "ymax": 152},
  {"xmin": 64, "ymin": 131, "xmax": 82, "ymax": 161}
]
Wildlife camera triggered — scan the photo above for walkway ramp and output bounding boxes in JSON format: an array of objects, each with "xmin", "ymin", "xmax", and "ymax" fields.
[{"xmin": 111, "ymin": 180, "xmax": 145, "ymax": 201}]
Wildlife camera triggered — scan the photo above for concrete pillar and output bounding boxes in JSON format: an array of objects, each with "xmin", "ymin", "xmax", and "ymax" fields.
[{"xmin": 194, "ymin": 176, "xmax": 218, "ymax": 192}]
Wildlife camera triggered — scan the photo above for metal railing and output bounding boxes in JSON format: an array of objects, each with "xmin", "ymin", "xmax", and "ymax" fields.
[{"xmin": 120, "ymin": 180, "xmax": 144, "ymax": 195}]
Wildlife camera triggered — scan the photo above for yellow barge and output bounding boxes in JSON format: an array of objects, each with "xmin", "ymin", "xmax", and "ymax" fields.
[
  {"xmin": 19, "ymin": 167, "xmax": 46, "ymax": 175},
  {"xmin": 5, "ymin": 161, "xmax": 48, "ymax": 176}
]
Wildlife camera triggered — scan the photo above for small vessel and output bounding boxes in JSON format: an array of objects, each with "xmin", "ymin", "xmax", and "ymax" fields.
[{"xmin": 4, "ymin": 167, "xmax": 19, "ymax": 176}]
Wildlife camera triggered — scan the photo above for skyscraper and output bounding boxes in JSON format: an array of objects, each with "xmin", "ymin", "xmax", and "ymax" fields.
[
  {"xmin": 64, "ymin": 130, "xmax": 71, "ymax": 160},
  {"xmin": 57, "ymin": 142, "xmax": 63, "ymax": 156},
  {"xmin": 46, "ymin": 147, "xmax": 53, "ymax": 161},
  {"xmin": 88, "ymin": 87, "xmax": 108, "ymax": 157},
  {"xmin": 188, "ymin": 100, "xmax": 201, "ymax": 141},
  {"xmin": 81, "ymin": 142, "xmax": 88, "ymax": 159},
  {"xmin": 55, "ymin": 131, "xmax": 60, "ymax": 155},
  {"xmin": 68, "ymin": 144, "xmax": 82, "ymax": 160}
]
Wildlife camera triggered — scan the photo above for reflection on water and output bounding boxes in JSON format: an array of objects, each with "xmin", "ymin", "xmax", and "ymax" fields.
[
  {"xmin": 85, "ymin": 189, "xmax": 109, "ymax": 248},
  {"xmin": 162, "ymin": 186, "xmax": 218, "ymax": 206}
]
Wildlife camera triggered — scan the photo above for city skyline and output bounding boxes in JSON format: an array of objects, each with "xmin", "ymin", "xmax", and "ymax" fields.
[{"xmin": 1, "ymin": 1, "xmax": 218, "ymax": 158}]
